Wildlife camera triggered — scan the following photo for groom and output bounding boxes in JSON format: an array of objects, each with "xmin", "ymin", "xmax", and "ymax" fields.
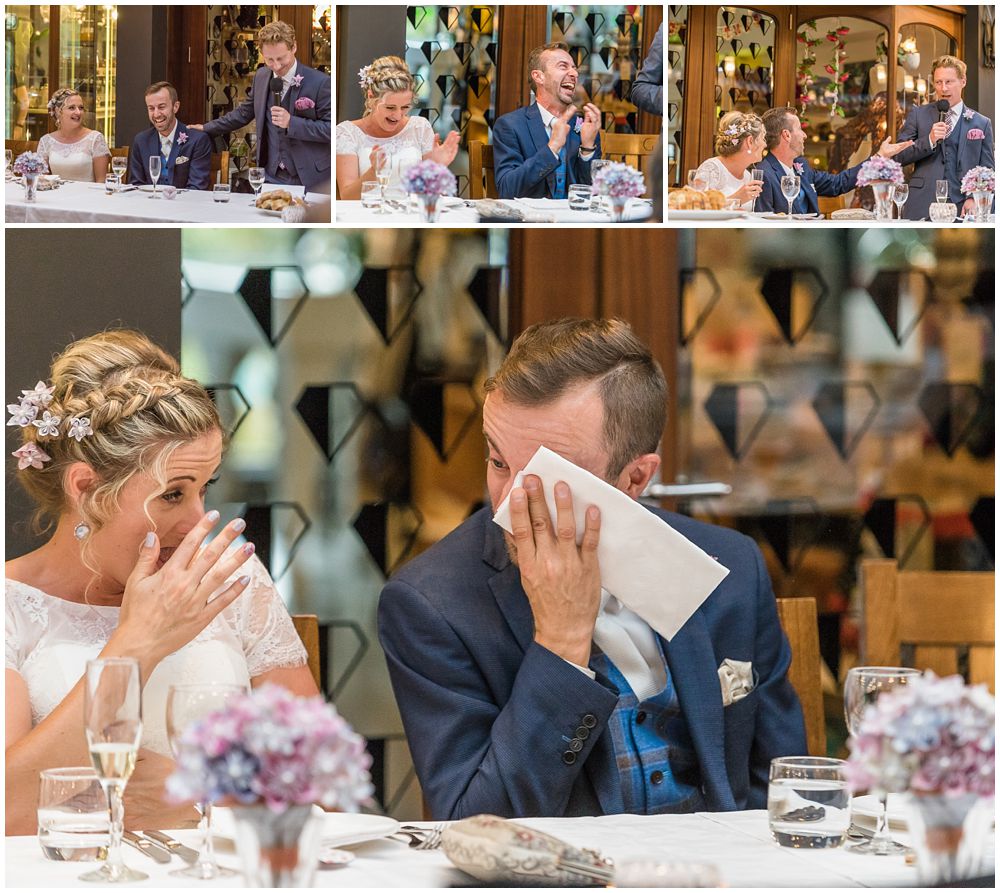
[
  {"xmin": 129, "ymin": 82, "xmax": 212, "ymax": 190},
  {"xmin": 190, "ymin": 20, "xmax": 331, "ymax": 193}
]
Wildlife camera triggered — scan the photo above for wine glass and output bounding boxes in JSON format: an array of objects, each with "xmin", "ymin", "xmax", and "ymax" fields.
[
  {"xmin": 844, "ymin": 666, "xmax": 922, "ymax": 856},
  {"xmin": 374, "ymin": 148, "xmax": 393, "ymax": 214},
  {"xmin": 79, "ymin": 658, "xmax": 145, "ymax": 883},
  {"xmin": 935, "ymin": 179, "xmax": 949, "ymax": 204},
  {"xmin": 780, "ymin": 174, "xmax": 800, "ymax": 217},
  {"xmin": 590, "ymin": 159, "xmax": 611, "ymax": 213},
  {"xmin": 111, "ymin": 156, "xmax": 127, "ymax": 190},
  {"xmin": 892, "ymin": 183, "xmax": 909, "ymax": 220},
  {"xmin": 750, "ymin": 168, "xmax": 765, "ymax": 213},
  {"xmin": 148, "ymin": 155, "xmax": 162, "ymax": 199},
  {"xmin": 248, "ymin": 166, "xmax": 265, "ymax": 206},
  {"xmin": 5, "ymin": 148, "xmax": 13, "ymax": 176},
  {"xmin": 166, "ymin": 683, "xmax": 247, "ymax": 879}
]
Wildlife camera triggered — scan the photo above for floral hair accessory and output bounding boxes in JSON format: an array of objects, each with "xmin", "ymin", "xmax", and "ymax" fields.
[
  {"xmin": 591, "ymin": 161, "xmax": 646, "ymax": 198},
  {"xmin": 68, "ymin": 417, "xmax": 94, "ymax": 442},
  {"xmin": 857, "ymin": 155, "xmax": 904, "ymax": 187},
  {"xmin": 7, "ymin": 378, "xmax": 95, "ymax": 454},
  {"xmin": 294, "ymin": 96, "xmax": 316, "ymax": 111},
  {"xmin": 961, "ymin": 166, "xmax": 994, "ymax": 195},
  {"xmin": 13, "ymin": 443, "xmax": 51, "ymax": 470},
  {"xmin": 358, "ymin": 65, "xmax": 374, "ymax": 90},
  {"xmin": 177, "ymin": 132, "xmax": 188, "ymax": 145},
  {"xmin": 32, "ymin": 410, "xmax": 62, "ymax": 438},
  {"xmin": 292, "ymin": 73, "xmax": 304, "ymax": 87},
  {"xmin": 401, "ymin": 159, "xmax": 457, "ymax": 197}
]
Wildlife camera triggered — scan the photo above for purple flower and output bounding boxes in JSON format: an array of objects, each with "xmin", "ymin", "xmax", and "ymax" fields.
[
  {"xmin": 400, "ymin": 159, "xmax": 457, "ymax": 197},
  {"xmin": 177, "ymin": 132, "xmax": 188, "ymax": 145},
  {"xmin": 31, "ymin": 410, "xmax": 62, "ymax": 438},
  {"xmin": 592, "ymin": 162, "xmax": 646, "ymax": 199},
  {"xmin": 294, "ymin": 96, "xmax": 315, "ymax": 111},
  {"xmin": 12, "ymin": 151, "xmax": 48, "ymax": 176},
  {"xmin": 961, "ymin": 166, "xmax": 994, "ymax": 195},
  {"xmin": 574, "ymin": 117, "xmax": 583, "ymax": 134},
  {"xmin": 291, "ymin": 74, "xmax": 304, "ymax": 87},
  {"xmin": 793, "ymin": 161, "xmax": 805, "ymax": 175},
  {"xmin": 12, "ymin": 442, "xmax": 51, "ymax": 470},
  {"xmin": 856, "ymin": 155, "xmax": 904, "ymax": 187}
]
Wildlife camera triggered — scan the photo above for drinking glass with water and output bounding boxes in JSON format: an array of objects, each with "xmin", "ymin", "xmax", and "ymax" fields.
[
  {"xmin": 568, "ymin": 184, "xmax": 591, "ymax": 211},
  {"xmin": 768, "ymin": 756, "xmax": 850, "ymax": 848},
  {"xmin": 38, "ymin": 767, "xmax": 109, "ymax": 861}
]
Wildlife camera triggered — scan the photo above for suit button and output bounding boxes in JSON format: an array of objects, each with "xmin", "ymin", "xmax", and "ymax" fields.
[
  {"xmin": 575, "ymin": 726, "xmax": 590, "ymax": 740},
  {"xmin": 650, "ymin": 770, "xmax": 664, "ymax": 785},
  {"xmin": 562, "ymin": 750, "xmax": 577, "ymax": 765},
  {"xmin": 568, "ymin": 737, "xmax": 583, "ymax": 752},
  {"xmin": 581, "ymin": 714, "xmax": 597, "ymax": 728},
  {"xmin": 636, "ymin": 710, "xmax": 647, "ymax": 725}
]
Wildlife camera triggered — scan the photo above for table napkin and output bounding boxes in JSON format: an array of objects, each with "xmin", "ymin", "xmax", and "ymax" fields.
[{"xmin": 492, "ymin": 446, "xmax": 729, "ymax": 641}]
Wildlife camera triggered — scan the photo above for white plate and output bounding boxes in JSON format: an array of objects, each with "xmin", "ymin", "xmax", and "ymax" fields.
[
  {"xmin": 759, "ymin": 212, "xmax": 822, "ymax": 220},
  {"xmin": 668, "ymin": 209, "xmax": 746, "ymax": 220},
  {"xmin": 211, "ymin": 806, "xmax": 399, "ymax": 848},
  {"xmin": 851, "ymin": 793, "xmax": 908, "ymax": 831}
]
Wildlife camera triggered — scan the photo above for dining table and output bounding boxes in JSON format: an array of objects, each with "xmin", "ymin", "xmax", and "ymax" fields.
[
  {"xmin": 336, "ymin": 197, "xmax": 654, "ymax": 226},
  {"xmin": 10, "ymin": 808, "xmax": 990, "ymax": 888},
  {"xmin": 5, "ymin": 180, "xmax": 331, "ymax": 224},
  {"xmin": 666, "ymin": 209, "xmax": 995, "ymax": 226}
]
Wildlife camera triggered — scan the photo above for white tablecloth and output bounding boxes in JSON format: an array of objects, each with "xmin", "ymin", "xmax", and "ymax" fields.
[
  {"xmin": 666, "ymin": 209, "xmax": 995, "ymax": 227},
  {"xmin": 336, "ymin": 197, "xmax": 653, "ymax": 226},
  {"xmin": 9, "ymin": 810, "xmax": 984, "ymax": 887},
  {"xmin": 5, "ymin": 180, "xmax": 331, "ymax": 224}
]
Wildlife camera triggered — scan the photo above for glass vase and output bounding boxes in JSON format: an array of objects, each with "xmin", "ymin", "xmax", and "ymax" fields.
[
  {"xmin": 904, "ymin": 792, "xmax": 992, "ymax": 885},
  {"xmin": 870, "ymin": 181, "xmax": 892, "ymax": 221},
  {"xmin": 417, "ymin": 193, "xmax": 440, "ymax": 223},
  {"xmin": 231, "ymin": 803, "xmax": 322, "ymax": 887},
  {"xmin": 23, "ymin": 172, "xmax": 39, "ymax": 202},
  {"xmin": 608, "ymin": 196, "xmax": 629, "ymax": 222},
  {"xmin": 972, "ymin": 190, "xmax": 992, "ymax": 223}
]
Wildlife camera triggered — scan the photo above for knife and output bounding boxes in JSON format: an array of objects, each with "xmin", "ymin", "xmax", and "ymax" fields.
[
  {"xmin": 142, "ymin": 830, "xmax": 199, "ymax": 864},
  {"xmin": 123, "ymin": 830, "xmax": 171, "ymax": 863}
]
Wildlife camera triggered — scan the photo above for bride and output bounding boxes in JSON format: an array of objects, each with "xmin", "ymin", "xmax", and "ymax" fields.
[
  {"xmin": 336, "ymin": 55, "xmax": 461, "ymax": 199},
  {"xmin": 692, "ymin": 111, "xmax": 765, "ymax": 211},
  {"xmin": 36, "ymin": 89, "xmax": 111, "ymax": 182},
  {"xmin": 5, "ymin": 330, "xmax": 318, "ymax": 835}
]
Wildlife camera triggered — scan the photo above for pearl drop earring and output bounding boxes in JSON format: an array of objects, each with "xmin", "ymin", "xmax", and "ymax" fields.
[{"xmin": 74, "ymin": 522, "xmax": 90, "ymax": 540}]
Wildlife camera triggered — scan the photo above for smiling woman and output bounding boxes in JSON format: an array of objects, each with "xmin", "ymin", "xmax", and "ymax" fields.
[{"xmin": 4, "ymin": 330, "xmax": 318, "ymax": 837}]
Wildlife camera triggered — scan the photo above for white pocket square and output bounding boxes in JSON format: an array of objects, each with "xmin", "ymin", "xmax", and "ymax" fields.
[
  {"xmin": 718, "ymin": 658, "xmax": 754, "ymax": 706},
  {"xmin": 175, "ymin": 156, "xmax": 189, "ymax": 165}
]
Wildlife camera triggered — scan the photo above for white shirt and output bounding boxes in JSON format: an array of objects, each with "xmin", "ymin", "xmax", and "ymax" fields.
[
  {"xmin": 158, "ymin": 122, "xmax": 178, "ymax": 160},
  {"xmin": 535, "ymin": 102, "xmax": 595, "ymax": 161},
  {"xmin": 279, "ymin": 61, "xmax": 299, "ymax": 100}
]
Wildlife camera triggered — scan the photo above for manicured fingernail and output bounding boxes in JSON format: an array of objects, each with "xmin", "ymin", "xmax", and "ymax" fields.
[
  {"xmin": 242, "ymin": 542, "xmax": 255, "ymax": 555},
  {"xmin": 231, "ymin": 518, "xmax": 246, "ymax": 533},
  {"xmin": 144, "ymin": 532, "xmax": 156, "ymax": 548},
  {"xmin": 206, "ymin": 510, "xmax": 220, "ymax": 523},
  {"xmin": 238, "ymin": 574, "xmax": 251, "ymax": 586}
]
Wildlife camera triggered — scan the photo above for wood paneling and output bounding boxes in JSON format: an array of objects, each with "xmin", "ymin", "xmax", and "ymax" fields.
[
  {"xmin": 777, "ymin": 597, "xmax": 826, "ymax": 757},
  {"xmin": 496, "ymin": 5, "xmax": 547, "ymax": 117},
  {"xmin": 166, "ymin": 5, "xmax": 206, "ymax": 125}
]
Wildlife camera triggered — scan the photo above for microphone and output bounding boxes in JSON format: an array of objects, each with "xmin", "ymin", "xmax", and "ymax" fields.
[
  {"xmin": 935, "ymin": 99, "xmax": 950, "ymax": 123},
  {"xmin": 269, "ymin": 75, "xmax": 284, "ymax": 108}
]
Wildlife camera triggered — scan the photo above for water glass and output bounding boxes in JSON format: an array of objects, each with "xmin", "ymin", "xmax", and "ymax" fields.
[
  {"xmin": 768, "ymin": 757, "xmax": 851, "ymax": 848},
  {"xmin": 568, "ymin": 183, "xmax": 591, "ymax": 211},
  {"xmin": 111, "ymin": 156, "xmax": 127, "ymax": 188},
  {"xmin": 892, "ymin": 183, "xmax": 909, "ymax": 219},
  {"xmin": 38, "ymin": 767, "xmax": 109, "ymax": 862},
  {"xmin": 382, "ymin": 184, "xmax": 409, "ymax": 213},
  {"xmin": 935, "ymin": 180, "xmax": 950, "ymax": 203},
  {"xmin": 213, "ymin": 183, "xmax": 232, "ymax": 203},
  {"xmin": 360, "ymin": 181, "xmax": 382, "ymax": 209},
  {"xmin": 780, "ymin": 174, "xmax": 801, "ymax": 217},
  {"xmin": 104, "ymin": 175, "xmax": 117, "ymax": 195}
]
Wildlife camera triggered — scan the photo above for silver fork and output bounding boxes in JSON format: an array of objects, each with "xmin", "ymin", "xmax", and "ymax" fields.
[{"xmin": 412, "ymin": 823, "xmax": 445, "ymax": 850}]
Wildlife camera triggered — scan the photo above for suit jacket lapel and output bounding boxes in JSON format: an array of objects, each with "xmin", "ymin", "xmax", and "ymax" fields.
[
  {"xmin": 662, "ymin": 612, "xmax": 736, "ymax": 810},
  {"xmin": 483, "ymin": 522, "xmax": 534, "ymax": 651},
  {"xmin": 799, "ymin": 161, "xmax": 818, "ymax": 214}
]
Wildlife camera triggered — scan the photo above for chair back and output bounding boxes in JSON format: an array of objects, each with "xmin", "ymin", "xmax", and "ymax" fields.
[
  {"xmin": 468, "ymin": 140, "xmax": 496, "ymax": 199},
  {"xmin": 817, "ymin": 195, "xmax": 844, "ymax": 217},
  {"xmin": 599, "ymin": 132, "xmax": 659, "ymax": 174},
  {"xmin": 6, "ymin": 139, "xmax": 39, "ymax": 157},
  {"xmin": 109, "ymin": 146, "xmax": 129, "ymax": 183},
  {"xmin": 776, "ymin": 596, "xmax": 825, "ymax": 756},
  {"xmin": 861, "ymin": 559, "xmax": 994, "ymax": 691},
  {"xmin": 211, "ymin": 150, "xmax": 231, "ymax": 187},
  {"xmin": 291, "ymin": 614, "xmax": 322, "ymax": 690}
]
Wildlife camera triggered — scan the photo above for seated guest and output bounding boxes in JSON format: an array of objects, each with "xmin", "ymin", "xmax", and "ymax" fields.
[
  {"xmin": 755, "ymin": 107, "xmax": 911, "ymax": 215},
  {"xmin": 36, "ymin": 89, "xmax": 110, "ymax": 182},
  {"xmin": 692, "ymin": 112, "xmax": 765, "ymax": 210},
  {"xmin": 379, "ymin": 318, "xmax": 806, "ymax": 820},
  {"xmin": 631, "ymin": 23, "xmax": 663, "ymax": 117},
  {"xmin": 191, "ymin": 21, "xmax": 331, "ymax": 193},
  {"xmin": 892, "ymin": 55, "xmax": 994, "ymax": 219},
  {"xmin": 129, "ymin": 81, "xmax": 212, "ymax": 190},
  {"xmin": 5, "ymin": 330, "xmax": 318, "ymax": 835},
  {"xmin": 493, "ymin": 43, "xmax": 602, "ymax": 199},
  {"xmin": 335, "ymin": 55, "xmax": 460, "ymax": 200}
]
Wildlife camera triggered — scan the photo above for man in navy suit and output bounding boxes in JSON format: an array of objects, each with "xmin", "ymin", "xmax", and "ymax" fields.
[
  {"xmin": 379, "ymin": 318, "xmax": 806, "ymax": 821},
  {"xmin": 755, "ymin": 107, "xmax": 911, "ymax": 214},
  {"xmin": 191, "ymin": 21, "xmax": 331, "ymax": 193},
  {"xmin": 892, "ymin": 55, "xmax": 994, "ymax": 219},
  {"xmin": 631, "ymin": 23, "xmax": 662, "ymax": 117},
  {"xmin": 492, "ymin": 43, "xmax": 602, "ymax": 199},
  {"xmin": 129, "ymin": 82, "xmax": 212, "ymax": 190}
]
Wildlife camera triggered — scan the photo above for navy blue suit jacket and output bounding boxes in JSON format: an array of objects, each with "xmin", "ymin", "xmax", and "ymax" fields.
[
  {"xmin": 129, "ymin": 122, "xmax": 212, "ymax": 190},
  {"xmin": 203, "ymin": 63, "xmax": 331, "ymax": 193},
  {"xmin": 492, "ymin": 104, "xmax": 601, "ymax": 199},
  {"xmin": 378, "ymin": 506, "xmax": 807, "ymax": 820},
  {"xmin": 755, "ymin": 151, "xmax": 861, "ymax": 214}
]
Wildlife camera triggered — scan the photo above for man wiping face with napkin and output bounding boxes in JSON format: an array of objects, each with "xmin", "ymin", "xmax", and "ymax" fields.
[{"xmin": 379, "ymin": 318, "xmax": 806, "ymax": 820}]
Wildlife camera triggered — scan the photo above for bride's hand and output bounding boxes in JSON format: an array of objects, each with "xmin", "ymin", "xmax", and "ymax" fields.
[
  {"xmin": 426, "ymin": 131, "xmax": 460, "ymax": 166},
  {"xmin": 112, "ymin": 512, "xmax": 255, "ymax": 670},
  {"xmin": 124, "ymin": 749, "xmax": 199, "ymax": 831},
  {"xmin": 730, "ymin": 180, "xmax": 763, "ymax": 203}
]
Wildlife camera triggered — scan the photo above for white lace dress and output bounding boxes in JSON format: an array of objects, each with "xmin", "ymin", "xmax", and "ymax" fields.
[
  {"xmin": 336, "ymin": 117, "xmax": 433, "ymax": 184},
  {"xmin": 693, "ymin": 156, "xmax": 754, "ymax": 211},
  {"xmin": 5, "ymin": 555, "xmax": 307, "ymax": 756},
  {"xmin": 36, "ymin": 130, "xmax": 111, "ymax": 182}
]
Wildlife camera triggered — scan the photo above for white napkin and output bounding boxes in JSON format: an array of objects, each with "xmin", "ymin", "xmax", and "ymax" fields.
[{"xmin": 492, "ymin": 446, "xmax": 730, "ymax": 641}]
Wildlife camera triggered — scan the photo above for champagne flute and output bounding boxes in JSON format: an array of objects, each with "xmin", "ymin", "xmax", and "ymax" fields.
[
  {"xmin": 148, "ymin": 155, "xmax": 162, "ymax": 199},
  {"xmin": 750, "ymin": 168, "xmax": 765, "ymax": 213},
  {"xmin": 590, "ymin": 159, "xmax": 611, "ymax": 213},
  {"xmin": 111, "ymin": 156, "xmax": 127, "ymax": 190},
  {"xmin": 844, "ymin": 666, "xmax": 922, "ymax": 856},
  {"xmin": 166, "ymin": 683, "xmax": 247, "ymax": 879},
  {"xmin": 935, "ymin": 179, "xmax": 949, "ymax": 204},
  {"xmin": 892, "ymin": 183, "xmax": 909, "ymax": 220},
  {"xmin": 780, "ymin": 174, "xmax": 800, "ymax": 217},
  {"xmin": 248, "ymin": 166, "xmax": 265, "ymax": 206},
  {"xmin": 374, "ymin": 148, "xmax": 393, "ymax": 215},
  {"xmin": 79, "ymin": 658, "xmax": 145, "ymax": 883}
]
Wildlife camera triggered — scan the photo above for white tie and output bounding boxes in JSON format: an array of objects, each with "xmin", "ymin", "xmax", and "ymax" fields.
[{"xmin": 593, "ymin": 590, "xmax": 667, "ymax": 701}]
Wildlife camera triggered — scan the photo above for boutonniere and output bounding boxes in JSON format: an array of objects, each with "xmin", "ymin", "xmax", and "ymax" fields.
[
  {"xmin": 294, "ymin": 96, "xmax": 315, "ymax": 111},
  {"xmin": 573, "ymin": 116, "xmax": 582, "ymax": 134},
  {"xmin": 291, "ymin": 74, "xmax": 304, "ymax": 87},
  {"xmin": 175, "ymin": 155, "xmax": 189, "ymax": 165},
  {"xmin": 962, "ymin": 108, "xmax": 974, "ymax": 121},
  {"xmin": 793, "ymin": 161, "xmax": 804, "ymax": 175},
  {"xmin": 177, "ymin": 132, "xmax": 188, "ymax": 145}
]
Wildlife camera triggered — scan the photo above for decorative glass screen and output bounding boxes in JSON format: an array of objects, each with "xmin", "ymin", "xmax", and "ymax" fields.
[
  {"xmin": 715, "ymin": 7, "xmax": 774, "ymax": 120},
  {"xmin": 666, "ymin": 4, "xmax": 686, "ymax": 186},
  {"xmin": 895, "ymin": 24, "xmax": 957, "ymax": 120},
  {"xmin": 56, "ymin": 4, "xmax": 117, "ymax": 144}
]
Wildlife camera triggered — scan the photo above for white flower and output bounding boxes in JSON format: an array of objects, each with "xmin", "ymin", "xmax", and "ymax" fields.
[
  {"xmin": 67, "ymin": 417, "xmax": 93, "ymax": 441},
  {"xmin": 7, "ymin": 401, "xmax": 38, "ymax": 427},
  {"xmin": 21, "ymin": 381, "xmax": 54, "ymax": 406},
  {"xmin": 31, "ymin": 410, "xmax": 62, "ymax": 437}
]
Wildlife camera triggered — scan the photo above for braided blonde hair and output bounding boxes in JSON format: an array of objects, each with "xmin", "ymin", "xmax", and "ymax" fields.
[
  {"xmin": 714, "ymin": 111, "xmax": 764, "ymax": 157},
  {"xmin": 47, "ymin": 88, "xmax": 83, "ymax": 124},
  {"xmin": 362, "ymin": 56, "xmax": 415, "ymax": 115},
  {"xmin": 14, "ymin": 331, "xmax": 222, "ymax": 545}
]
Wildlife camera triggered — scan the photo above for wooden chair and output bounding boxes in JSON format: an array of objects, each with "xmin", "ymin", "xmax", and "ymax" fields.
[
  {"xmin": 291, "ymin": 614, "xmax": 322, "ymax": 691},
  {"xmin": 109, "ymin": 146, "xmax": 129, "ymax": 183},
  {"xmin": 817, "ymin": 195, "xmax": 844, "ymax": 218},
  {"xmin": 599, "ymin": 132, "xmax": 660, "ymax": 175},
  {"xmin": 6, "ymin": 138, "xmax": 39, "ymax": 157},
  {"xmin": 861, "ymin": 559, "xmax": 994, "ymax": 692},
  {"xmin": 776, "ymin": 597, "xmax": 825, "ymax": 756},
  {"xmin": 468, "ymin": 140, "xmax": 496, "ymax": 199},
  {"xmin": 211, "ymin": 150, "xmax": 230, "ymax": 187}
]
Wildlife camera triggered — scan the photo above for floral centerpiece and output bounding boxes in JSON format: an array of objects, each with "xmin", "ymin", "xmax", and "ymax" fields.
[
  {"xmin": 856, "ymin": 156, "xmax": 903, "ymax": 220},
  {"xmin": 592, "ymin": 162, "xmax": 646, "ymax": 222},
  {"xmin": 846, "ymin": 673, "xmax": 994, "ymax": 884},
  {"xmin": 961, "ymin": 166, "xmax": 995, "ymax": 222},
  {"xmin": 401, "ymin": 159, "xmax": 457, "ymax": 223},
  {"xmin": 167, "ymin": 684, "xmax": 373, "ymax": 886},
  {"xmin": 12, "ymin": 151, "xmax": 48, "ymax": 202}
]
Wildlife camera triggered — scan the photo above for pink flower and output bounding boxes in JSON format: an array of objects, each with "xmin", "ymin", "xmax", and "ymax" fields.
[
  {"xmin": 177, "ymin": 132, "xmax": 188, "ymax": 145},
  {"xmin": 291, "ymin": 74, "xmax": 304, "ymax": 87},
  {"xmin": 13, "ymin": 442, "xmax": 51, "ymax": 470},
  {"xmin": 294, "ymin": 96, "xmax": 315, "ymax": 111},
  {"xmin": 793, "ymin": 162, "xmax": 805, "ymax": 175}
]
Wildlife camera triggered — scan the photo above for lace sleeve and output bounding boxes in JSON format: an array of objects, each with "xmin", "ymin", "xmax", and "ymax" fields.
[
  {"xmin": 5, "ymin": 582, "xmax": 46, "ymax": 672},
  {"xmin": 336, "ymin": 120, "xmax": 361, "ymax": 156},
  {"xmin": 412, "ymin": 116, "xmax": 434, "ymax": 154},
  {"xmin": 91, "ymin": 130, "xmax": 111, "ymax": 158},
  {"xmin": 36, "ymin": 134, "xmax": 51, "ymax": 165},
  {"xmin": 229, "ymin": 556, "xmax": 307, "ymax": 677}
]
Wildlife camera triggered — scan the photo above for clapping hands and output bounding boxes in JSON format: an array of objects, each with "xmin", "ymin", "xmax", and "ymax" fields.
[{"xmin": 426, "ymin": 131, "xmax": 461, "ymax": 166}]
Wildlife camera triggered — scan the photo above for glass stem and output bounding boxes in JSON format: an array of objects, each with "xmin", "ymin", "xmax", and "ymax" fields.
[
  {"xmin": 787, "ymin": 197, "xmax": 793, "ymax": 216},
  {"xmin": 104, "ymin": 782, "xmax": 126, "ymax": 878},
  {"xmin": 871, "ymin": 790, "xmax": 894, "ymax": 855},
  {"xmin": 198, "ymin": 801, "xmax": 217, "ymax": 871}
]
